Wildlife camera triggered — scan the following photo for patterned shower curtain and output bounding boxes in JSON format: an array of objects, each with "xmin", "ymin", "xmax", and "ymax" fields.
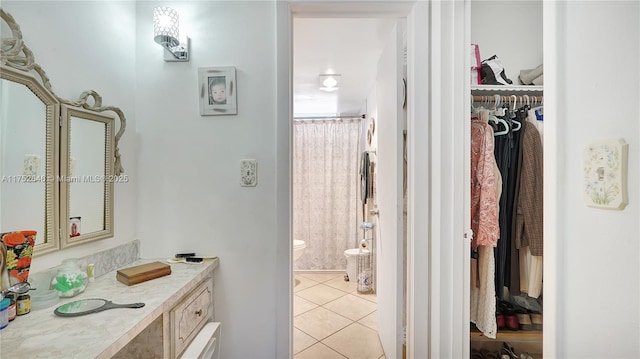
[{"xmin": 293, "ymin": 119, "xmax": 363, "ymax": 270}]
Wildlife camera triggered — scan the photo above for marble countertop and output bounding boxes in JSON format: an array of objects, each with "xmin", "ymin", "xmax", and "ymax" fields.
[{"xmin": 0, "ymin": 258, "xmax": 218, "ymax": 359}]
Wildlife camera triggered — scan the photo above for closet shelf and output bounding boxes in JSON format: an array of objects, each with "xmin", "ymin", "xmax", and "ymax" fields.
[
  {"xmin": 471, "ymin": 330, "xmax": 542, "ymax": 342},
  {"xmin": 471, "ymin": 85, "xmax": 543, "ymax": 94}
]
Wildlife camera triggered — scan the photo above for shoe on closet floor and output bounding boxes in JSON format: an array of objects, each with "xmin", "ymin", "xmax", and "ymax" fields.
[
  {"xmin": 480, "ymin": 349, "xmax": 501, "ymax": 359},
  {"xmin": 501, "ymin": 342, "xmax": 519, "ymax": 359},
  {"xmin": 516, "ymin": 312, "xmax": 532, "ymax": 331},
  {"xmin": 498, "ymin": 301, "xmax": 519, "ymax": 331},
  {"xmin": 471, "ymin": 348, "xmax": 484, "ymax": 359},
  {"xmin": 530, "ymin": 313, "xmax": 543, "ymax": 330},
  {"xmin": 511, "ymin": 302, "xmax": 533, "ymax": 330}
]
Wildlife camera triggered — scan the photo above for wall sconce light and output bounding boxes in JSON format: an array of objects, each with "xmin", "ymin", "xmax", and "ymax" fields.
[
  {"xmin": 153, "ymin": 6, "xmax": 190, "ymax": 62},
  {"xmin": 319, "ymin": 74, "xmax": 340, "ymax": 92}
]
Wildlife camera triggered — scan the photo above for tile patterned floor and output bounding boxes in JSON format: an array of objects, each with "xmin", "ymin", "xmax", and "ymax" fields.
[{"xmin": 293, "ymin": 271, "xmax": 386, "ymax": 359}]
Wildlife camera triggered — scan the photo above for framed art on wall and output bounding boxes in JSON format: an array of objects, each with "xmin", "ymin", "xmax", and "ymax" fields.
[{"xmin": 198, "ymin": 66, "xmax": 237, "ymax": 116}]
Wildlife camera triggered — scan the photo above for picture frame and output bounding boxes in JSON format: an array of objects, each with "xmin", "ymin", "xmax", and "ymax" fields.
[
  {"xmin": 583, "ymin": 138, "xmax": 628, "ymax": 210},
  {"xmin": 69, "ymin": 216, "xmax": 82, "ymax": 238},
  {"xmin": 198, "ymin": 66, "xmax": 237, "ymax": 116}
]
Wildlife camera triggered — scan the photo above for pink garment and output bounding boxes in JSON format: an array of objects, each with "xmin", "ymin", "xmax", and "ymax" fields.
[{"xmin": 471, "ymin": 116, "xmax": 500, "ymax": 248}]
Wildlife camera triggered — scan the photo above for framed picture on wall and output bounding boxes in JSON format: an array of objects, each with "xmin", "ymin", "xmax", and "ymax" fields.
[{"xmin": 198, "ymin": 66, "xmax": 237, "ymax": 116}]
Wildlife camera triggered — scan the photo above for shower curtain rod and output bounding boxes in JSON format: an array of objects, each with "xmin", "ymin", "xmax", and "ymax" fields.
[{"xmin": 293, "ymin": 114, "xmax": 365, "ymax": 121}]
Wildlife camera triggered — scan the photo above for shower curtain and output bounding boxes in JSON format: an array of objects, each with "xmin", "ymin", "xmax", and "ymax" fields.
[{"xmin": 293, "ymin": 119, "xmax": 363, "ymax": 270}]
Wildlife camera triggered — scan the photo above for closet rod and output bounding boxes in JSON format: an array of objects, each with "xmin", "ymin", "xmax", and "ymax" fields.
[{"xmin": 472, "ymin": 95, "xmax": 543, "ymax": 104}]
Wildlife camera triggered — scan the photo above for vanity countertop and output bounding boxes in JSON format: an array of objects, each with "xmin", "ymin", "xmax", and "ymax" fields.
[{"xmin": 1, "ymin": 258, "xmax": 219, "ymax": 359}]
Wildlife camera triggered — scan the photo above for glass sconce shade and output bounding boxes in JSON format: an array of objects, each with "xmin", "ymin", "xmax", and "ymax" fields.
[{"xmin": 153, "ymin": 7, "xmax": 179, "ymax": 47}]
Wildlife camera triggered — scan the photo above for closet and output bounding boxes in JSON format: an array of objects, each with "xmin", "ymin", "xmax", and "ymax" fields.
[{"xmin": 469, "ymin": 1, "xmax": 544, "ymax": 358}]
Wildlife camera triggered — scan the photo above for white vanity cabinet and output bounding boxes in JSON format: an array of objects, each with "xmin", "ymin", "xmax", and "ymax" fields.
[
  {"xmin": 169, "ymin": 280, "xmax": 213, "ymax": 357},
  {"xmin": 1, "ymin": 258, "xmax": 219, "ymax": 359}
]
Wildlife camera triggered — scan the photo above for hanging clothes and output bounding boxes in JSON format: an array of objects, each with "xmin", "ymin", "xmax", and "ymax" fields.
[
  {"xmin": 492, "ymin": 106, "xmax": 524, "ymax": 301},
  {"xmin": 470, "ymin": 113, "xmax": 501, "ymax": 339},
  {"xmin": 471, "ymin": 246, "xmax": 498, "ymax": 338},
  {"xmin": 470, "ymin": 96, "xmax": 544, "ymax": 340},
  {"xmin": 514, "ymin": 114, "xmax": 543, "ymax": 255},
  {"xmin": 471, "ymin": 114, "xmax": 500, "ymax": 248},
  {"xmin": 508, "ymin": 108, "xmax": 529, "ymax": 296},
  {"xmin": 360, "ymin": 151, "xmax": 370, "ymax": 204},
  {"xmin": 515, "ymin": 109, "xmax": 544, "ymax": 298}
]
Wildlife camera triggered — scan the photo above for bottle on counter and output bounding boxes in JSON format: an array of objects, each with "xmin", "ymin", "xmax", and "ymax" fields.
[
  {"xmin": 0, "ymin": 297, "xmax": 10, "ymax": 329},
  {"xmin": 16, "ymin": 293, "xmax": 30, "ymax": 316},
  {"xmin": 7, "ymin": 292, "xmax": 16, "ymax": 321},
  {"xmin": 87, "ymin": 263, "xmax": 95, "ymax": 283}
]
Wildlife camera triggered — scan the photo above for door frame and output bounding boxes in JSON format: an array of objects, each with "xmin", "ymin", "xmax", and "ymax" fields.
[
  {"xmin": 275, "ymin": 1, "xmax": 495, "ymax": 358},
  {"xmin": 276, "ymin": 1, "xmax": 429, "ymax": 358},
  {"xmin": 277, "ymin": 1, "xmax": 558, "ymax": 358}
]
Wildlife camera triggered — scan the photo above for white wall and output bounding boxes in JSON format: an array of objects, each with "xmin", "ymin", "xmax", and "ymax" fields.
[
  {"xmin": 134, "ymin": 2, "xmax": 280, "ymax": 358},
  {"xmin": 2, "ymin": 1, "xmax": 138, "ymax": 272},
  {"xmin": 3, "ymin": 2, "xmax": 284, "ymax": 357},
  {"xmin": 554, "ymin": 1, "xmax": 640, "ymax": 357},
  {"xmin": 471, "ymin": 0, "xmax": 543, "ymax": 84}
]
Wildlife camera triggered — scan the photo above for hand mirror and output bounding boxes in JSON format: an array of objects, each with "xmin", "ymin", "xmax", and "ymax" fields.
[{"xmin": 54, "ymin": 298, "xmax": 145, "ymax": 317}]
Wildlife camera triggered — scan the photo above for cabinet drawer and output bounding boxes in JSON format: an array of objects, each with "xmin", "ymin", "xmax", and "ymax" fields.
[{"xmin": 170, "ymin": 281, "xmax": 212, "ymax": 358}]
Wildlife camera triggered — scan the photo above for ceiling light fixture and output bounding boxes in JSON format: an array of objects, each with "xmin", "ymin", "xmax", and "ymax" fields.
[
  {"xmin": 319, "ymin": 74, "xmax": 341, "ymax": 92},
  {"xmin": 153, "ymin": 6, "xmax": 190, "ymax": 61}
]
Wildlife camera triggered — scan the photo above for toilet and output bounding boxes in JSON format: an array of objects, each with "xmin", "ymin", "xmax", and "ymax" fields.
[{"xmin": 293, "ymin": 240, "xmax": 306, "ymax": 261}]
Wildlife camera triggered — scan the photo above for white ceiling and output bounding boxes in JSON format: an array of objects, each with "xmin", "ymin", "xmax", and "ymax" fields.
[{"xmin": 293, "ymin": 18, "xmax": 397, "ymax": 117}]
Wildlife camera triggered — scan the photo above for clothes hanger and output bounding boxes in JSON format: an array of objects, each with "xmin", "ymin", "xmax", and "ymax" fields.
[
  {"xmin": 471, "ymin": 94, "xmax": 484, "ymax": 115},
  {"xmin": 491, "ymin": 116, "xmax": 510, "ymax": 136},
  {"xmin": 486, "ymin": 95, "xmax": 509, "ymax": 136},
  {"xmin": 510, "ymin": 95, "xmax": 522, "ymax": 131},
  {"xmin": 490, "ymin": 94, "xmax": 506, "ymax": 117}
]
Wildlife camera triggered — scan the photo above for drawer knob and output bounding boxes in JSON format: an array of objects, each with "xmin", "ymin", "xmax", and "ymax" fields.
[{"xmin": 196, "ymin": 309, "xmax": 203, "ymax": 317}]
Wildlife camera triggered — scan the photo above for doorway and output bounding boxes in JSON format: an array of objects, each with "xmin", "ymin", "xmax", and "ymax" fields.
[{"xmin": 289, "ymin": 4, "xmax": 410, "ymax": 359}]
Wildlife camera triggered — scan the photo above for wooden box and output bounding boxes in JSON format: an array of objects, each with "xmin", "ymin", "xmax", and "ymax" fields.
[{"xmin": 117, "ymin": 261, "xmax": 172, "ymax": 286}]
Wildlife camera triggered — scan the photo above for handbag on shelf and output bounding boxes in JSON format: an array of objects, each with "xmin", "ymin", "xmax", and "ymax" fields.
[
  {"xmin": 470, "ymin": 44, "xmax": 482, "ymax": 85},
  {"xmin": 480, "ymin": 54, "xmax": 513, "ymax": 85}
]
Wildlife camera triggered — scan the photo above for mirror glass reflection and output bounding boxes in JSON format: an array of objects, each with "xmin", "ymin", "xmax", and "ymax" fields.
[
  {"xmin": 0, "ymin": 79, "xmax": 48, "ymax": 246},
  {"xmin": 62, "ymin": 105, "xmax": 113, "ymax": 246},
  {"xmin": 68, "ymin": 116, "xmax": 107, "ymax": 237}
]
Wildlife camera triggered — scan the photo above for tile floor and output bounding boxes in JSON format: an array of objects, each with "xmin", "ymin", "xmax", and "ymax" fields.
[{"xmin": 293, "ymin": 271, "xmax": 385, "ymax": 359}]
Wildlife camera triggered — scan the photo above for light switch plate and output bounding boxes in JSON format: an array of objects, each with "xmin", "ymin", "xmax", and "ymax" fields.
[
  {"xmin": 240, "ymin": 159, "xmax": 257, "ymax": 187},
  {"xmin": 23, "ymin": 154, "xmax": 41, "ymax": 177}
]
